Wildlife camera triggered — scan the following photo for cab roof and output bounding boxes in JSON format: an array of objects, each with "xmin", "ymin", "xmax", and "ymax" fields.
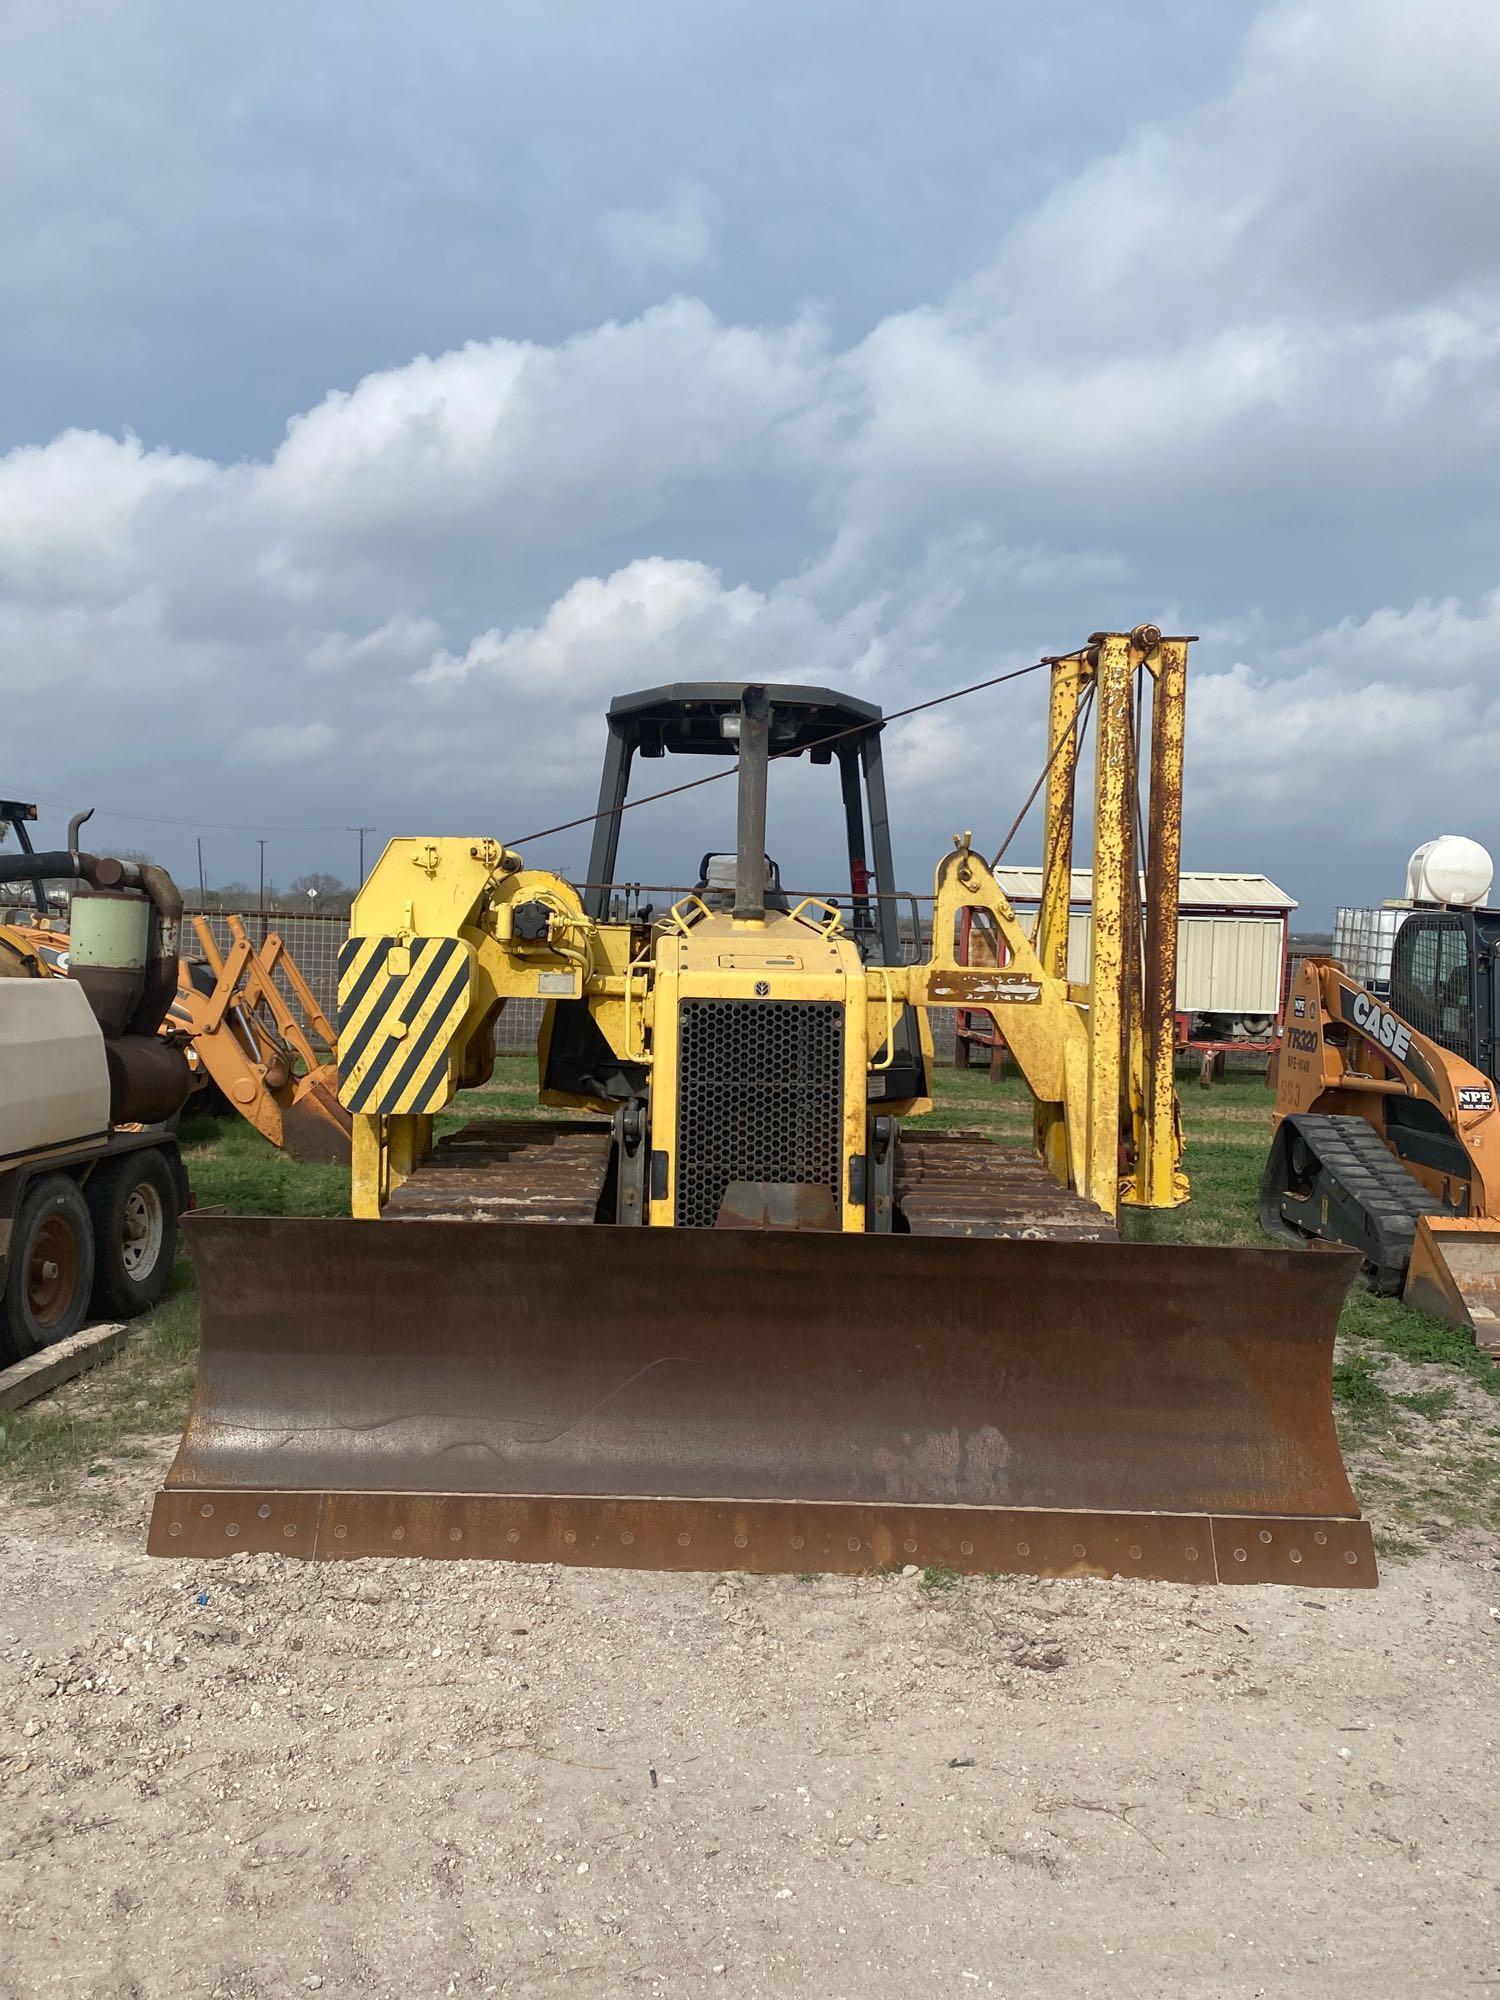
[{"xmin": 606, "ymin": 683, "xmax": 882, "ymax": 758}]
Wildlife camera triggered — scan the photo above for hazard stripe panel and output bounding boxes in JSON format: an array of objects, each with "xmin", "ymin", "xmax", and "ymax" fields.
[{"xmin": 336, "ymin": 934, "xmax": 473, "ymax": 1115}]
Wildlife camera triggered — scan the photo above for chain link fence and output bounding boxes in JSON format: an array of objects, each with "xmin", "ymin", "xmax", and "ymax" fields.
[
  {"xmin": 183, "ymin": 906, "xmax": 960, "ymax": 1063},
  {"xmin": 184, "ymin": 909, "xmax": 962, "ymax": 1062},
  {"xmin": 183, "ymin": 908, "xmax": 550, "ymax": 1053}
]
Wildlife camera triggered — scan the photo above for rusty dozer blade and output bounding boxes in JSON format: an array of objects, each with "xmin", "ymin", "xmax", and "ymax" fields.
[
  {"xmin": 150, "ymin": 1218, "xmax": 1375, "ymax": 1588},
  {"xmin": 1403, "ymin": 1216, "xmax": 1500, "ymax": 1357}
]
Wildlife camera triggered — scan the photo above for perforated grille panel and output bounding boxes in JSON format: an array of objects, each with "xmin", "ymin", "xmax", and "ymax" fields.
[{"xmin": 675, "ymin": 1000, "xmax": 844, "ymax": 1228}]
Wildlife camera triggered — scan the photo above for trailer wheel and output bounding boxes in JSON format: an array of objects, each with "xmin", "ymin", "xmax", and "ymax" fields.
[
  {"xmin": 86, "ymin": 1149, "xmax": 180, "ymax": 1319},
  {"xmin": 0, "ymin": 1175, "xmax": 96, "ymax": 1363}
]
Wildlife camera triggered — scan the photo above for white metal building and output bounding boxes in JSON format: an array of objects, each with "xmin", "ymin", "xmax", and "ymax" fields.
[{"xmin": 994, "ymin": 868, "xmax": 1298, "ymax": 1033}]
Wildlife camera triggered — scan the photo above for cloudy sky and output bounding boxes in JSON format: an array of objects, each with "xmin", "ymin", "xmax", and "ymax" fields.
[{"xmin": 4, "ymin": 0, "xmax": 1498, "ymax": 922}]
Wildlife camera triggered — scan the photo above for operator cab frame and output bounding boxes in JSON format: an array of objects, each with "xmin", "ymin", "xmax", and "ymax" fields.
[{"xmin": 543, "ymin": 682, "xmax": 928, "ymax": 1104}]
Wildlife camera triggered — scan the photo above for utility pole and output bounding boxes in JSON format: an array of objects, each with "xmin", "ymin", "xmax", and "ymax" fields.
[
  {"xmin": 196, "ymin": 836, "xmax": 206, "ymax": 906},
  {"xmin": 348, "ymin": 824, "xmax": 375, "ymax": 887},
  {"xmin": 257, "ymin": 838, "xmax": 267, "ymax": 943}
]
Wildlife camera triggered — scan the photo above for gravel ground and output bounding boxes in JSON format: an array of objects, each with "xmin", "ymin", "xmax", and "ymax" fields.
[{"xmin": 2, "ymin": 1458, "xmax": 1497, "ymax": 1999}]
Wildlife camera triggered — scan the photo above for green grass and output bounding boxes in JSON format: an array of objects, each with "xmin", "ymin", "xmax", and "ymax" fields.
[
  {"xmin": 178, "ymin": 1109, "xmax": 350, "ymax": 1216},
  {"xmin": 919, "ymin": 1562, "xmax": 962, "ymax": 1594},
  {"xmin": 1333, "ymin": 1351, "xmax": 1391, "ymax": 1413},
  {"xmin": 1338, "ymin": 1286, "xmax": 1499, "ymax": 1392},
  {"xmin": 1396, "ymin": 1387, "xmax": 1458, "ymax": 1419},
  {"xmin": 0, "ymin": 1265, "xmax": 201, "ymax": 1497}
]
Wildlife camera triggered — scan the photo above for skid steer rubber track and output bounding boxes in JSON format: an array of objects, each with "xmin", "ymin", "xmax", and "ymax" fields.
[
  {"xmin": 151, "ymin": 1209, "xmax": 1374, "ymax": 1588},
  {"xmin": 1260, "ymin": 1112, "xmax": 1450, "ymax": 1293}
]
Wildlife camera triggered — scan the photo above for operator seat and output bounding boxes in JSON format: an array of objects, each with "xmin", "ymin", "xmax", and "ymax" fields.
[{"xmin": 695, "ymin": 853, "xmax": 790, "ymax": 914}]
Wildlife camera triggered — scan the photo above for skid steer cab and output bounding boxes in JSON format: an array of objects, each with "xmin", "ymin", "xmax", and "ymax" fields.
[
  {"xmin": 1264, "ymin": 902, "xmax": 1500, "ymax": 1354},
  {"xmin": 154, "ymin": 631, "xmax": 1376, "ymax": 1590}
]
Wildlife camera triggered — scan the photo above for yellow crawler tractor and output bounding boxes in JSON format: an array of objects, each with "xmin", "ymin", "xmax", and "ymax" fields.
[{"xmin": 153, "ymin": 628, "xmax": 1374, "ymax": 1588}]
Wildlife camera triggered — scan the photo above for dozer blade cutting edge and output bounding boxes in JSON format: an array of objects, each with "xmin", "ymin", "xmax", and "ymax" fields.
[{"xmin": 150, "ymin": 1218, "xmax": 1376, "ymax": 1589}]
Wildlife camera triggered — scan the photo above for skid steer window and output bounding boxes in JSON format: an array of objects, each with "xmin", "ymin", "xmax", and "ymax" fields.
[{"xmin": 1391, "ymin": 915, "xmax": 1473, "ymax": 1060}]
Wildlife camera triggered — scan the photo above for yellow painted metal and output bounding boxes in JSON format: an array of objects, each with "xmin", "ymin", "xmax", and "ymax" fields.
[
  {"xmin": 646, "ymin": 906, "xmax": 868, "ymax": 1230},
  {"xmin": 351, "ymin": 1110, "xmax": 383, "ymax": 1219},
  {"xmin": 337, "ymin": 934, "xmax": 473, "ymax": 1115},
  {"xmin": 1035, "ymin": 650, "xmax": 1086, "ymax": 1181},
  {"xmin": 1084, "ymin": 633, "xmax": 1136, "ymax": 1214},
  {"xmin": 334, "ymin": 624, "xmax": 1191, "ymax": 1229},
  {"xmin": 1136, "ymin": 634, "xmax": 1191, "ymax": 1208},
  {"xmin": 1038, "ymin": 652, "xmax": 1084, "ymax": 982}
]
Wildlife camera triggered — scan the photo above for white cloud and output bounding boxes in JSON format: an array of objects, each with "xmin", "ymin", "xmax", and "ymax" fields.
[
  {"xmin": 600, "ymin": 184, "xmax": 718, "ymax": 272},
  {"xmin": 837, "ymin": 0, "xmax": 1500, "ymax": 513},
  {"xmin": 0, "ymin": 429, "xmax": 216, "ymax": 592},
  {"xmin": 5, "ymin": 0, "xmax": 1500, "ymax": 907},
  {"xmin": 307, "ymin": 616, "xmax": 443, "ymax": 677},
  {"xmin": 236, "ymin": 720, "xmax": 337, "ymax": 767},
  {"xmin": 1186, "ymin": 589, "xmax": 1500, "ymax": 843},
  {"xmin": 249, "ymin": 298, "xmax": 825, "ymax": 548}
]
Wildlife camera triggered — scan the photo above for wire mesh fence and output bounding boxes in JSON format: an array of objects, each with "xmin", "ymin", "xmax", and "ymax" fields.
[
  {"xmin": 182, "ymin": 908, "xmax": 553, "ymax": 1053},
  {"xmin": 182, "ymin": 907, "xmax": 963, "ymax": 1061}
]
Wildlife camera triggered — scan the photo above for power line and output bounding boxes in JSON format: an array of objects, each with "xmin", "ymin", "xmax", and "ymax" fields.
[
  {"xmin": 31, "ymin": 659, "xmax": 1045, "ymax": 856},
  {"xmin": 502, "ymin": 660, "xmax": 1048, "ymax": 849},
  {"xmin": 30, "ymin": 802, "xmax": 370, "ymax": 835}
]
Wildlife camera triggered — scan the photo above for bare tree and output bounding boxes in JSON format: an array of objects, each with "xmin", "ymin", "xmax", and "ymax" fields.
[{"xmin": 286, "ymin": 871, "xmax": 353, "ymax": 914}]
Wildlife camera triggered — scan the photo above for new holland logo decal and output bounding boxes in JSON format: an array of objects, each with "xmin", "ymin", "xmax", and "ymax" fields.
[{"xmin": 336, "ymin": 933, "xmax": 473, "ymax": 1115}]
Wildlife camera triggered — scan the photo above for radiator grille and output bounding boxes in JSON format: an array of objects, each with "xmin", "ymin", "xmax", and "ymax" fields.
[{"xmin": 674, "ymin": 1000, "xmax": 844, "ymax": 1228}]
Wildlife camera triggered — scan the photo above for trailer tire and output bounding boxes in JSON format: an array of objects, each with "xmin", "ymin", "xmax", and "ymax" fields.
[
  {"xmin": 0, "ymin": 1175, "xmax": 96, "ymax": 1363},
  {"xmin": 86, "ymin": 1149, "xmax": 180, "ymax": 1319}
]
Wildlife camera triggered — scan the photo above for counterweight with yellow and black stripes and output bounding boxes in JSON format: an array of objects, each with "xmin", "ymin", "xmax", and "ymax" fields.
[
  {"xmin": 151, "ymin": 632, "xmax": 1377, "ymax": 1593},
  {"xmin": 337, "ymin": 933, "xmax": 472, "ymax": 1116}
]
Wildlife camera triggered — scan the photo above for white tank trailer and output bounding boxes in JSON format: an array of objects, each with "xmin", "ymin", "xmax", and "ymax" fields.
[
  {"xmin": 1333, "ymin": 836, "xmax": 1496, "ymax": 993},
  {"xmin": 0, "ymin": 811, "xmax": 192, "ymax": 1363}
]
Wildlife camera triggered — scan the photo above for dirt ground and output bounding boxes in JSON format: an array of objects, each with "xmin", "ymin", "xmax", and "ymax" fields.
[{"xmin": 2, "ymin": 1449, "xmax": 1497, "ymax": 2000}]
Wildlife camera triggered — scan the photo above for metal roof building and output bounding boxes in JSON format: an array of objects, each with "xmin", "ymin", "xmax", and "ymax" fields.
[
  {"xmin": 989, "ymin": 868, "xmax": 1297, "ymax": 1028},
  {"xmin": 993, "ymin": 868, "xmax": 1297, "ymax": 914}
]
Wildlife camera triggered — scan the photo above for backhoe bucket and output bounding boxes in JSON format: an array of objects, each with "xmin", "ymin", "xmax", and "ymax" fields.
[
  {"xmin": 279, "ymin": 1063, "xmax": 353, "ymax": 1165},
  {"xmin": 150, "ymin": 1218, "xmax": 1376, "ymax": 1588},
  {"xmin": 1404, "ymin": 1216, "xmax": 1500, "ymax": 1357}
]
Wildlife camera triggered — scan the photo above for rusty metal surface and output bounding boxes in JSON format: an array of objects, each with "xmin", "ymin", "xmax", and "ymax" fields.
[
  {"xmin": 383, "ymin": 1120, "xmax": 612, "ymax": 1224},
  {"xmin": 1404, "ymin": 1216, "xmax": 1500, "ymax": 1357},
  {"xmin": 713, "ymin": 1181, "xmax": 840, "ymax": 1230},
  {"xmin": 895, "ymin": 1132, "xmax": 1116, "ymax": 1241},
  {"xmin": 153, "ymin": 1216, "xmax": 1372, "ymax": 1585},
  {"xmin": 279, "ymin": 1067, "xmax": 354, "ymax": 1166},
  {"xmin": 1141, "ymin": 636, "xmax": 1188, "ymax": 1204},
  {"xmin": 150, "ymin": 1489, "xmax": 1375, "ymax": 1587}
]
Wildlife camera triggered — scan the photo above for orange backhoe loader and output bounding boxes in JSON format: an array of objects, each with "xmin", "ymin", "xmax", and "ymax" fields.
[
  {"xmin": 1263, "ymin": 934, "xmax": 1500, "ymax": 1355},
  {"xmin": 169, "ymin": 916, "xmax": 349, "ymax": 1163}
]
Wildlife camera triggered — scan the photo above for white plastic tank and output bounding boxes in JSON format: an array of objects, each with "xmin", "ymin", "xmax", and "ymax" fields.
[
  {"xmin": 1334, "ymin": 905, "xmax": 1406, "ymax": 990},
  {"xmin": 0, "ymin": 977, "xmax": 110, "ymax": 1155},
  {"xmin": 1405, "ymin": 836, "xmax": 1494, "ymax": 908}
]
